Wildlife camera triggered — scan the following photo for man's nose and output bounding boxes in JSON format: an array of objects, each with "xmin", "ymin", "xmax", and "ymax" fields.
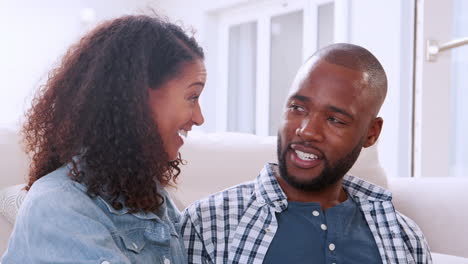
[{"xmin": 295, "ymin": 117, "xmax": 325, "ymax": 142}]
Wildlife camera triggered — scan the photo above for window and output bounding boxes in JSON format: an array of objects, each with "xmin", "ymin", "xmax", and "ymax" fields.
[
  {"xmin": 227, "ymin": 22, "xmax": 257, "ymax": 134},
  {"xmin": 216, "ymin": 0, "xmax": 339, "ymax": 136},
  {"xmin": 269, "ymin": 10, "xmax": 304, "ymax": 136}
]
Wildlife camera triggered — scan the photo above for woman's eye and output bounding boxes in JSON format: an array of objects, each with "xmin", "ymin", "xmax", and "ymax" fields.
[
  {"xmin": 289, "ymin": 104, "xmax": 305, "ymax": 112},
  {"xmin": 188, "ymin": 95, "xmax": 199, "ymax": 102}
]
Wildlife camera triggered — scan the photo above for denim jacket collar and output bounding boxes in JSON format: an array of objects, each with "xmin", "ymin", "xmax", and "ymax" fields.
[{"xmin": 67, "ymin": 160, "xmax": 168, "ymax": 221}]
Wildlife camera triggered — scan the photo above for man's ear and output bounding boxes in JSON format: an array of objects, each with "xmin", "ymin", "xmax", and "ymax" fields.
[{"xmin": 363, "ymin": 117, "xmax": 383, "ymax": 148}]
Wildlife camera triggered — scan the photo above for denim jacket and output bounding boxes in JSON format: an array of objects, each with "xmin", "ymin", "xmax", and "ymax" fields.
[{"xmin": 2, "ymin": 165, "xmax": 186, "ymax": 264}]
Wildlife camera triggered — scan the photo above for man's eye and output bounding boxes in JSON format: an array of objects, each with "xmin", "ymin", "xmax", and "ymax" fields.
[{"xmin": 327, "ymin": 117, "xmax": 345, "ymax": 125}]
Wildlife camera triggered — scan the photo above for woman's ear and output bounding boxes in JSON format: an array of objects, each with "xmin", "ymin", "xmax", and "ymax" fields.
[{"xmin": 363, "ymin": 117, "xmax": 383, "ymax": 148}]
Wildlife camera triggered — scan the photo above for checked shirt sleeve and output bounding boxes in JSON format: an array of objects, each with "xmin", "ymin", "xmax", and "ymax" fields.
[
  {"xmin": 181, "ymin": 208, "xmax": 213, "ymax": 264},
  {"xmin": 397, "ymin": 212, "xmax": 433, "ymax": 264}
]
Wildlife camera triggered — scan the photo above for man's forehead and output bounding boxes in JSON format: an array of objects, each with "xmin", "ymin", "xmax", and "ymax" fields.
[{"xmin": 288, "ymin": 59, "xmax": 368, "ymax": 96}]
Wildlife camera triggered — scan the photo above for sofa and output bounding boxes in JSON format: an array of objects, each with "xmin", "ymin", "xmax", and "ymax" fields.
[{"xmin": 1, "ymin": 126, "xmax": 467, "ymax": 263}]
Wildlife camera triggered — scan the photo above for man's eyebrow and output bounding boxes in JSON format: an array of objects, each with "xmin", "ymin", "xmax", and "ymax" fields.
[
  {"xmin": 289, "ymin": 94, "xmax": 310, "ymax": 103},
  {"xmin": 327, "ymin": 105, "xmax": 354, "ymax": 120}
]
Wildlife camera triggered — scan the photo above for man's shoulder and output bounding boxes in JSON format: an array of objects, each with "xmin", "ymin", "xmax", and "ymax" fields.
[
  {"xmin": 184, "ymin": 180, "xmax": 257, "ymax": 219},
  {"xmin": 394, "ymin": 211, "xmax": 432, "ymax": 262},
  {"xmin": 395, "ymin": 211, "xmax": 426, "ymax": 240}
]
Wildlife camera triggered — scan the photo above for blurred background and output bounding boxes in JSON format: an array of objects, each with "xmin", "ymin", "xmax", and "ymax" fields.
[{"xmin": 1, "ymin": 0, "xmax": 467, "ymax": 179}]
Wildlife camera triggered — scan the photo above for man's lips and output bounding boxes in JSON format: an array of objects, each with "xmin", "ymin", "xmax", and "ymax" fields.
[
  {"xmin": 289, "ymin": 150, "xmax": 322, "ymax": 169},
  {"xmin": 290, "ymin": 143, "xmax": 324, "ymax": 159},
  {"xmin": 287, "ymin": 143, "xmax": 325, "ymax": 169}
]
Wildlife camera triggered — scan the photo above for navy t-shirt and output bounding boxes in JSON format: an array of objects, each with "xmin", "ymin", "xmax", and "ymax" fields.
[{"xmin": 263, "ymin": 195, "xmax": 382, "ymax": 264}]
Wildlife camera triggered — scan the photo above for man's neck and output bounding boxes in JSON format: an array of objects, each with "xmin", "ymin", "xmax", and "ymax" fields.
[{"xmin": 276, "ymin": 176, "xmax": 348, "ymax": 211}]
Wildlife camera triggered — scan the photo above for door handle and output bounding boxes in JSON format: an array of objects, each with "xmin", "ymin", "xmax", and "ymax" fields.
[{"xmin": 426, "ymin": 37, "xmax": 468, "ymax": 62}]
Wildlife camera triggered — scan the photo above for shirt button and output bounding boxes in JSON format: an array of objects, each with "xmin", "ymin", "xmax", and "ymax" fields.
[
  {"xmin": 101, "ymin": 261, "xmax": 110, "ymax": 264},
  {"xmin": 321, "ymin": 224, "xmax": 327, "ymax": 230},
  {"xmin": 312, "ymin": 210, "xmax": 320, "ymax": 216},
  {"xmin": 265, "ymin": 227, "xmax": 272, "ymax": 232},
  {"xmin": 329, "ymin": 243, "xmax": 336, "ymax": 251},
  {"xmin": 164, "ymin": 257, "xmax": 171, "ymax": 264}
]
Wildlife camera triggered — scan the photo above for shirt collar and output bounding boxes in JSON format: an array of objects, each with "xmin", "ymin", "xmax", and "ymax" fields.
[
  {"xmin": 254, "ymin": 163, "xmax": 288, "ymax": 211},
  {"xmin": 342, "ymin": 174, "xmax": 392, "ymax": 202},
  {"xmin": 254, "ymin": 163, "xmax": 392, "ymax": 210}
]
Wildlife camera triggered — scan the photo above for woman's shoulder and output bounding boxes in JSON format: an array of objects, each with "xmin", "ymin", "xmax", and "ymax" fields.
[
  {"xmin": 28, "ymin": 166, "xmax": 83, "ymax": 196},
  {"xmin": 5, "ymin": 168, "xmax": 128, "ymax": 263},
  {"xmin": 22, "ymin": 165, "xmax": 95, "ymax": 215}
]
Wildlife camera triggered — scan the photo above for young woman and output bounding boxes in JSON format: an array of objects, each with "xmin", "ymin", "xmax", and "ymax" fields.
[{"xmin": 2, "ymin": 14, "xmax": 205, "ymax": 263}]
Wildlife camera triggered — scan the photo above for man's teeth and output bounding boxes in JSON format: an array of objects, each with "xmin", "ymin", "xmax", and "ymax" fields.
[
  {"xmin": 178, "ymin": 130, "xmax": 188, "ymax": 138},
  {"xmin": 295, "ymin": 150, "xmax": 318, "ymax": 161}
]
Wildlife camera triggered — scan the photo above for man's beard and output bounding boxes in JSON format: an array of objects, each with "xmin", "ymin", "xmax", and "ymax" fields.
[{"xmin": 277, "ymin": 134, "xmax": 363, "ymax": 192}]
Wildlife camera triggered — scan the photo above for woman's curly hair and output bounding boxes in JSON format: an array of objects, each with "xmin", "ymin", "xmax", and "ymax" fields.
[{"xmin": 22, "ymin": 15, "xmax": 204, "ymax": 213}]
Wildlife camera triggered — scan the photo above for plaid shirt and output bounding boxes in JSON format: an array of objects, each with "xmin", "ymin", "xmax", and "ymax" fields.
[{"xmin": 182, "ymin": 163, "xmax": 432, "ymax": 264}]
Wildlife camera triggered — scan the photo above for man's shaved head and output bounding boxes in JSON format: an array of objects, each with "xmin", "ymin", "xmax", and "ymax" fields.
[
  {"xmin": 277, "ymin": 43, "xmax": 387, "ymax": 195},
  {"xmin": 300, "ymin": 43, "xmax": 387, "ymax": 116}
]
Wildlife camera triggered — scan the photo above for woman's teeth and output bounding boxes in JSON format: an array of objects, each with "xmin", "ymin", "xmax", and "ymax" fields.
[
  {"xmin": 295, "ymin": 150, "xmax": 318, "ymax": 161},
  {"xmin": 178, "ymin": 129, "xmax": 188, "ymax": 138}
]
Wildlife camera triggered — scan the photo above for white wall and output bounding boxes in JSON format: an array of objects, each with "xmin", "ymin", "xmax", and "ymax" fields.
[{"xmin": 0, "ymin": 0, "xmax": 154, "ymax": 128}]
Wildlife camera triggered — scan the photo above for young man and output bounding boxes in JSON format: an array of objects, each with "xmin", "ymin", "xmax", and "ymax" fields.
[{"xmin": 182, "ymin": 43, "xmax": 431, "ymax": 264}]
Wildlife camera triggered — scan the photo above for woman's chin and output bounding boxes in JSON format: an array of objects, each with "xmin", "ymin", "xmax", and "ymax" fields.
[{"xmin": 168, "ymin": 150, "xmax": 180, "ymax": 162}]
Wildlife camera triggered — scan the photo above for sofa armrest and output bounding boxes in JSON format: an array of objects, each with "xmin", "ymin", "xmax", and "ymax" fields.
[{"xmin": 388, "ymin": 177, "xmax": 468, "ymax": 258}]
